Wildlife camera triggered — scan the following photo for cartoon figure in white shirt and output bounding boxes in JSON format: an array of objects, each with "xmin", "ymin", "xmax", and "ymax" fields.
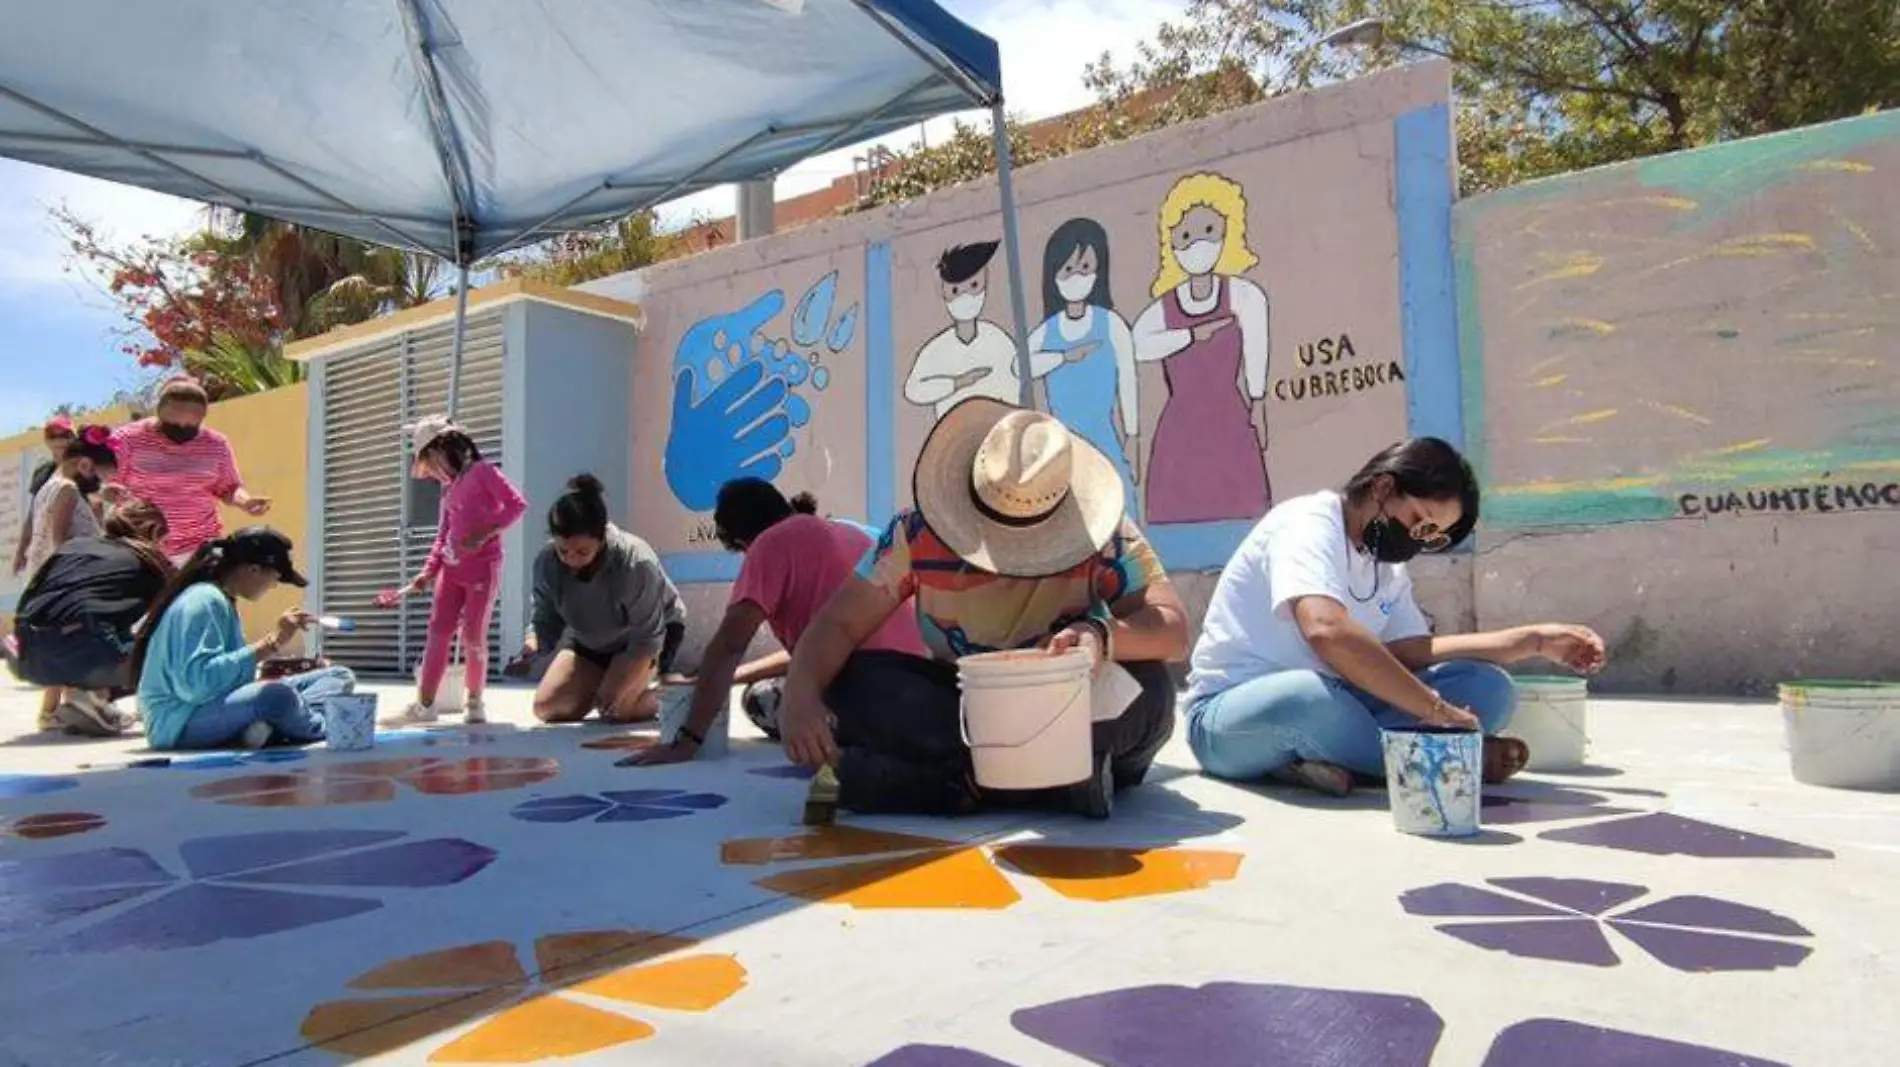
[
  {"xmin": 1028, "ymin": 217, "xmax": 1139, "ymax": 515},
  {"xmin": 904, "ymin": 240, "xmax": 1027, "ymax": 418},
  {"xmin": 1132, "ymin": 172, "xmax": 1272, "ymax": 524}
]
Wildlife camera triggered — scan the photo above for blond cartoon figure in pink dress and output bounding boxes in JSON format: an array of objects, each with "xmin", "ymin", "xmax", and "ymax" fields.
[{"xmin": 1132, "ymin": 173, "xmax": 1271, "ymax": 524}]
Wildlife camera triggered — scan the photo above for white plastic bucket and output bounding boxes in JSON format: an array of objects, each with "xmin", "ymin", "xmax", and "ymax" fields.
[
  {"xmin": 1381, "ymin": 726, "xmax": 1483, "ymax": 837},
  {"xmin": 1779, "ymin": 681, "xmax": 1900, "ymax": 791},
  {"xmin": 326, "ymin": 694, "xmax": 379, "ymax": 752},
  {"xmin": 958, "ymin": 648, "xmax": 1094, "ymax": 790},
  {"xmin": 424, "ymin": 652, "xmax": 467, "ymax": 714},
  {"xmin": 1504, "ymin": 675, "xmax": 1590, "ymax": 772},
  {"xmin": 659, "ymin": 685, "xmax": 729, "ymax": 758}
]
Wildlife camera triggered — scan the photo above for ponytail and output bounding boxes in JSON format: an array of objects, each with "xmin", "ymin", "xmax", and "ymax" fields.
[
  {"xmin": 128, "ymin": 539, "xmax": 232, "ymax": 683},
  {"xmin": 548, "ymin": 473, "xmax": 609, "ymax": 539},
  {"xmin": 103, "ymin": 499, "xmax": 174, "ymax": 586},
  {"xmin": 712, "ymin": 477, "xmax": 814, "ymax": 551}
]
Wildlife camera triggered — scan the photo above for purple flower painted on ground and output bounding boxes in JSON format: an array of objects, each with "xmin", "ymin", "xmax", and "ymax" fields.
[
  {"xmin": 1401, "ymin": 876, "xmax": 1813, "ymax": 972},
  {"xmin": 1480, "ymin": 784, "xmax": 1637, "ymax": 825},
  {"xmin": 1483, "ymin": 1019, "xmax": 1789, "ymax": 1067},
  {"xmin": 1540, "ymin": 812, "xmax": 1835, "ymax": 859},
  {"xmin": 511, "ymin": 789, "xmax": 729, "ymax": 824},
  {"xmin": 861, "ymin": 986, "xmax": 1789, "ymax": 1066},
  {"xmin": 0, "ymin": 829, "xmax": 495, "ymax": 954}
]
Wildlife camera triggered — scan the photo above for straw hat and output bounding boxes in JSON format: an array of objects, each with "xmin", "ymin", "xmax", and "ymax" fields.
[
  {"xmin": 913, "ymin": 398, "xmax": 1125, "ymax": 578},
  {"xmin": 408, "ymin": 414, "xmax": 458, "ymax": 457}
]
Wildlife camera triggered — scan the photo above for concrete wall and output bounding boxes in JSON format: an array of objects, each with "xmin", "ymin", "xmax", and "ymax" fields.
[
  {"xmin": 0, "ymin": 387, "xmax": 310, "ymax": 649},
  {"xmin": 1456, "ymin": 109, "xmax": 1900, "ymax": 693},
  {"xmin": 583, "ymin": 62, "xmax": 1464, "ymax": 665}
]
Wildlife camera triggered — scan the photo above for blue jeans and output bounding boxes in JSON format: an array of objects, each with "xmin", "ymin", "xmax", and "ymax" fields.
[
  {"xmin": 174, "ymin": 666, "xmax": 356, "ymax": 749},
  {"xmin": 1187, "ymin": 660, "xmax": 1517, "ymax": 780}
]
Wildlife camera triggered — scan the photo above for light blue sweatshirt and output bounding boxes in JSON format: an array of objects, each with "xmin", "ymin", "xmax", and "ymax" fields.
[{"xmin": 137, "ymin": 582, "xmax": 258, "ymax": 750}]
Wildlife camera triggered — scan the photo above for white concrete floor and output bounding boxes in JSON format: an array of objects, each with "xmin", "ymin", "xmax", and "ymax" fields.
[{"xmin": 0, "ymin": 677, "xmax": 1893, "ymax": 1066}]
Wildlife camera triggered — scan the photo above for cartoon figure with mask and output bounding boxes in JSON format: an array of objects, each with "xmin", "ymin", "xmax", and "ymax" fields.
[
  {"xmin": 1132, "ymin": 172, "xmax": 1272, "ymax": 524},
  {"xmin": 1028, "ymin": 217, "xmax": 1139, "ymax": 515},
  {"xmin": 904, "ymin": 240, "xmax": 1034, "ymax": 418}
]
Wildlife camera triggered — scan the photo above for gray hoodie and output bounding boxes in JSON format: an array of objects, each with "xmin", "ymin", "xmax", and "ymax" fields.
[{"xmin": 529, "ymin": 525, "xmax": 684, "ymax": 656}]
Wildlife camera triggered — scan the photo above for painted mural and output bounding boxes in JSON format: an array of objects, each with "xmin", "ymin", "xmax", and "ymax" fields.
[
  {"xmin": 1458, "ymin": 108, "xmax": 1900, "ymax": 530},
  {"xmin": 662, "ymin": 272, "xmax": 859, "ymax": 513},
  {"xmin": 903, "ymin": 240, "xmax": 1027, "ymax": 415},
  {"xmin": 1134, "ymin": 173, "xmax": 1273, "ymax": 524},
  {"xmin": 1030, "ymin": 217, "xmax": 1140, "ymax": 514}
]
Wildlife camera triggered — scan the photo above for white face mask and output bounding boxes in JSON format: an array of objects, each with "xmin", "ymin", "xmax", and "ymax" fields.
[
  {"xmin": 1175, "ymin": 239, "xmax": 1222, "ymax": 276},
  {"xmin": 947, "ymin": 291, "xmax": 986, "ymax": 322},
  {"xmin": 1055, "ymin": 273, "xmax": 1096, "ymax": 303}
]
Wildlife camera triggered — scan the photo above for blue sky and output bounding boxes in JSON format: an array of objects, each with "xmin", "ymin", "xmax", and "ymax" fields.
[{"xmin": 0, "ymin": 0, "xmax": 1176, "ymax": 435}]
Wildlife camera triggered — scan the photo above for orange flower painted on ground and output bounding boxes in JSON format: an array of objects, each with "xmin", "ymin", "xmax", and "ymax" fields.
[
  {"xmin": 0, "ymin": 811, "xmax": 106, "ymax": 839},
  {"xmin": 191, "ymin": 756, "xmax": 560, "ymax": 808},
  {"xmin": 301, "ymin": 929, "xmax": 746, "ymax": 1063},
  {"xmin": 721, "ymin": 826, "xmax": 1242, "ymax": 910}
]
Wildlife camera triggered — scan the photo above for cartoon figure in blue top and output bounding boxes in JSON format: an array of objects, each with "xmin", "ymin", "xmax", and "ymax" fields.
[{"xmin": 1027, "ymin": 217, "xmax": 1140, "ymax": 516}]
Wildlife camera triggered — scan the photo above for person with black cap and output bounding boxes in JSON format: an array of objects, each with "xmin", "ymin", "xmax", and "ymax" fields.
[{"xmin": 132, "ymin": 526, "xmax": 356, "ymax": 750}]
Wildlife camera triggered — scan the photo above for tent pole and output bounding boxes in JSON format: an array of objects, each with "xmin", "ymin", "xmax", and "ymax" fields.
[
  {"xmin": 446, "ymin": 263, "xmax": 470, "ymax": 419},
  {"xmin": 989, "ymin": 101, "xmax": 1034, "ymax": 409}
]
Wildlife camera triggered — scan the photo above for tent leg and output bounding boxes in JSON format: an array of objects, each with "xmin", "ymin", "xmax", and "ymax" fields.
[
  {"xmin": 445, "ymin": 262, "xmax": 470, "ymax": 418},
  {"xmin": 990, "ymin": 101, "xmax": 1035, "ymax": 409}
]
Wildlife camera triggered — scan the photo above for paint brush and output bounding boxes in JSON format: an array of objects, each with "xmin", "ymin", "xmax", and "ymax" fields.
[{"xmin": 802, "ymin": 764, "xmax": 840, "ymax": 826}]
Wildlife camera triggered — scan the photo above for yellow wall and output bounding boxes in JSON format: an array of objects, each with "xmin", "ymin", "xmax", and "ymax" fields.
[{"xmin": 1, "ymin": 386, "xmax": 311, "ymax": 653}]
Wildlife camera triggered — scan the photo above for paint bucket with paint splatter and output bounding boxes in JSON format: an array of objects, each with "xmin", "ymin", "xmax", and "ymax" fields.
[
  {"xmin": 1504, "ymin": 675, "xmax": 1590, "ymax": 772},
  {"xmin": 326, "ymin": 694, "xmax": 378, "ymax": 752},
  {"xmin": 958, "ymin": 648, "xmax": 1094, "ymax": 790},
  {"xmin": 1779, "ymin": 680, "xmax": 1900, "ymax": 791},
  {"xmin": 1381, "ymin": 726, "xmax": 1483, "ymax": 837}
]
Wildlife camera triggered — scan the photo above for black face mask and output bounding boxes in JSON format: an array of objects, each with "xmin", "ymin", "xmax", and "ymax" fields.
[
  {"xmin": 75, "ymin": 473, "xmax": 103, "ymax": 495},
  {"xmin": 159, "ymin": 421, "xmax": 200, "ymax": 444},
  {"xmin": 1362, "ymin": 508, "xmax": 1422, "ymax": 564}
]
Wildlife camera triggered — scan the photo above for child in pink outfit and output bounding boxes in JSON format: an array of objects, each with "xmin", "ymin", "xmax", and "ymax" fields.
[{"xmin": 378, "ymin": 416, "xmax": 528, "ymax": 724}]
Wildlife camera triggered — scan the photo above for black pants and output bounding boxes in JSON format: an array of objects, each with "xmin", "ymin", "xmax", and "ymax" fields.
[{"xmin": 825, "ymin": 650, "xmax": 1177, "ymax": 816}]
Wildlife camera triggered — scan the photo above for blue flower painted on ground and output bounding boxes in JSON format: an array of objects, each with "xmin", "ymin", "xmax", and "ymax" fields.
[
  {"xmin": 864, "ymin": 982, "xmax": 1788, "ymax": 1066},
  {"xmin": 0, "ymin": 829, "xmax": 495, "ymax": 953},
  {"xmin": 134, "ymin": 750, "xmax": 308, "ymax": 771},
  {"xmin": 0, "ymin": 773, "xmax": 79, "ymax": 799},
  {"xmin": 664, "ymin": 272, "xmax": 859, "ymax": 512},
  {"xmin": 1401, "ymin": 876, "xmax": 1814, "ymax": 972},
  {"xmin": 511, "ymin": 789, "xmax": 729, "ymax": 824}
]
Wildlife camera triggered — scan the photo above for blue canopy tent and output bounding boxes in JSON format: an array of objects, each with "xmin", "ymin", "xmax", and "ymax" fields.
[{"xmin": 0, "ymin": 0, "xmax": 1035, "ymax": 413}]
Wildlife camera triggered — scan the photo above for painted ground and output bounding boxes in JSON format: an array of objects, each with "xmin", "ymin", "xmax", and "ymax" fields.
[{"xmin": 0, "ymin": 678, "xmax": 1892, "ymax": 1066}]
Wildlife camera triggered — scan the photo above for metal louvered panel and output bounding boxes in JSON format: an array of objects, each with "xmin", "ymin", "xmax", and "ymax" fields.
[
  {"xmin": 318, "ymin": 337, "xmax": 405, "ymax": 676},
  {"xmin": 396, "ymin": 313, "xmax": 508, "ymax": 681}
]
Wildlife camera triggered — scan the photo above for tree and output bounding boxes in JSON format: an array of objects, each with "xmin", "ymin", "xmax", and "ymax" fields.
[
  {"xmin": 491, "ymin": 211, "xmax": 688, "ymax": 287},
  {"xmin": 1088, "ymin": 0, "xmax": 1900, "ymax": 194},
  {"xmin": 55, "ymin": 207, "xmax": 441, "ymax": 401},
  {"xmin": 852, "ymin": 69, "xmax": 1263, "ymax": 210}
]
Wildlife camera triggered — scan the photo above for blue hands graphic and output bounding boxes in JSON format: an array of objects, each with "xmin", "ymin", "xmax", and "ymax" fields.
[
  {"xmin": 664, "ymin": 359, "xmax": 792, "ymax": 513},
  {"xmin": 662, "ymin": 272, "xmax": 860, "ymax": 512}
]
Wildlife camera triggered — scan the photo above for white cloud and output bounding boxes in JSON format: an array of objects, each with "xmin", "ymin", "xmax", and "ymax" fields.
[
  {"xmin": 0, "ymin": 159, "xmax": 203, "ymax": 293},
  {"xmin": 658, "ymin": 0, "xmax": 1179, "ymax": 226}
]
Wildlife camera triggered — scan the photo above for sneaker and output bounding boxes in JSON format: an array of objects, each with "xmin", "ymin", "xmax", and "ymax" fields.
[
  {"xmin": 464, "ymin": 698, "xmax": 487, "ymax": 725},
  {"xmin": 1067, "ymin": 749, "xmax": 1114, "ymax": 821},
  {"xmin": 53, "ymin": 693, "xmax": 129, "ymax": 738},
  {"xmin": 385, "ymin": 701, "xmax": 439, "ymax": 726},
  {"xmin": 239, "ymin": 720, "xmax": 275, "ymax": 749}
]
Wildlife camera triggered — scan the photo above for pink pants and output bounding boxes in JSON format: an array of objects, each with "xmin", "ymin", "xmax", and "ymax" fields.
[{"xmin": 419, "ymin": 562, "xmax": 499, "ymax": 701}]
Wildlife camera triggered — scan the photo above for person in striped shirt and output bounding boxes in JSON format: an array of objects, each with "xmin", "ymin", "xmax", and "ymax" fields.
[{"xmin": 109, "ymin": 378, "xmax": 270, "ymax": 563}]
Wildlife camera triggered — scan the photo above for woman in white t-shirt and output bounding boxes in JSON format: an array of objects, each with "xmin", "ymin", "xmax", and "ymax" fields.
[{"xmin": 1185, "ymin": 438, "xmax": 1606, "ymax": 797}]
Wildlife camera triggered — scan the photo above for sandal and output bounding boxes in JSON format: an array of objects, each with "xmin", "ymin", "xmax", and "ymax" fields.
[{"xmin": 1482, "ymin": 736, "xmax": 1530, "ymax": 785}]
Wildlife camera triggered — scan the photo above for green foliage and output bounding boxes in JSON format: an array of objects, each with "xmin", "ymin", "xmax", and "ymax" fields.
[
  {"xmin": 490, "ymin": 211, "xmax": 687, "ymax": 287},
  {"xmin": 1086, "ymin": 0, "xmax": 1900, "ymax": 194}
]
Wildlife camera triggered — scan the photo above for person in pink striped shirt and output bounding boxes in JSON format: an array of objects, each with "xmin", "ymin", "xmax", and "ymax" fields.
[
  {"xmin": 377, "ymin": 415, "xmax": 528, "ymax": 725},
  {"xmin": 109, "ymin": 378, "xmax": 269, "ymax": 563}
]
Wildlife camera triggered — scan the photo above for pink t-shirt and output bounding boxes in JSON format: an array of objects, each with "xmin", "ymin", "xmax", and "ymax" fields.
[
  {"xmin": 109, "ymin": 420, "xmax": 243, "ymax": 556},
  {"xmin": 729, "ymin": 514, "xmax": 928, "ymax": 656},
  {"xmin": 421, "ymin": 460, "xmax": 529, "ymax": 582}
]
